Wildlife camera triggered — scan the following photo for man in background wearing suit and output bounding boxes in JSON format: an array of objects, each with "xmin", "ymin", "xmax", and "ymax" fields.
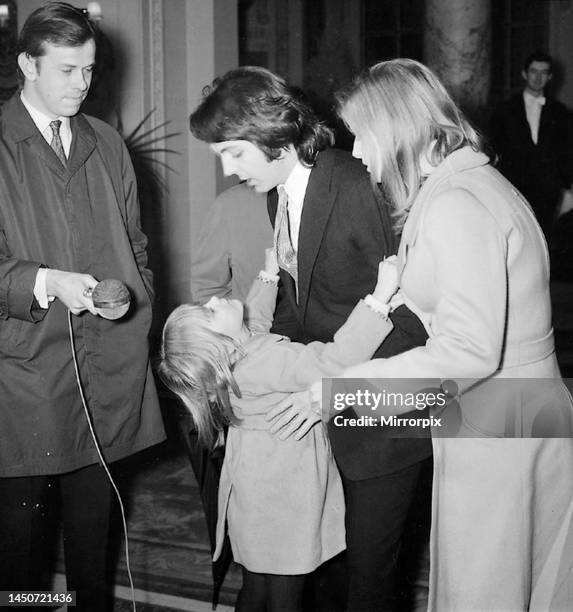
[
  {"xmin": 490, "ymin": 51, "xmax": 573, "ymax": 237},
  {"xmin": 190, "ymin": 66, "xmax": 430, "ymax": 612}
]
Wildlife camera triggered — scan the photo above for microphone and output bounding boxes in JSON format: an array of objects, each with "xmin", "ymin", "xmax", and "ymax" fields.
[{"xmin": 86, "ymin": 279, "xmax": 131, "ymax": 320}]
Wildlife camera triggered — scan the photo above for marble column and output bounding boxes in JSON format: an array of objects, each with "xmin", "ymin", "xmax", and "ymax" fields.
[{"xmin": 424, "ymin": 0, "xmax": 491, "ymax": 124}]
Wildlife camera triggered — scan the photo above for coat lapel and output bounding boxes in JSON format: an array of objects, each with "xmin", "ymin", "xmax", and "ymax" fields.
[
  {"xmin": 269, "ymin": 151, "xmax": 340, "ymax": 318},
  {"xmin": 297, "ymin": 151, "xmax": 337, "ymax": 316},
  {"xmin": 30, "ymin": 134, "xmax": 69, "ymax": 178},
  {"xmin": 4, "ymin": 96, "xmax": 68, "ymax": 178},
  {"xmin": 3, "ymin": 96, "xmax": 97, "ymax": 179},
  {"xmin": 67, "ymin": 114, "xmax": 97, "ymax": 176},
  {"xmin": 537, "ymin": 99, "xmax": 554, "ymax": 147},
  {"xmin": 398, "ymin": 199, "xmax": 422, "ymax": 277},
  {"xmin": 516, "ymin": 96, "xmax": 531, "ymax": 143},
  {"xmin": 398, "ymin": 148, "xmax": 490, "ymax": 276}
]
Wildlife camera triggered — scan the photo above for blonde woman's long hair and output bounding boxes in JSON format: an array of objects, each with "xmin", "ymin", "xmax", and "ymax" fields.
[
  {"xmin": 157, "ymin": 304, "xmax": 242, "ymax": 447},
  {"xmin": 336, "ymin": 58, "xmax": 484, "ymax": 228}
]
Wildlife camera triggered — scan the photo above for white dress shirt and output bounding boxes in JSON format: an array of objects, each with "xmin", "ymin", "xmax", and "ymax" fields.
[
  {"xmin": 523, "ymin": 90, "xmax": 545, "ymax": 145},
  {"xmin": 20, "ymin": 93, "xmax": 72, "ymax": 156},
  {"xmin": 275, "ymin": 158, "xmax": 392, "ymax": 312},
  {"xmin": 21, "ymin": 93, "xmax": 73, "ymax": 308},
  {"xmin": 279, "ymin": 161, "xmax": 312, "ymax": 252}
]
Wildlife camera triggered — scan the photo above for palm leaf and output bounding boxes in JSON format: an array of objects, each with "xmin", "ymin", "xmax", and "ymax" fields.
[{"xmin": 123, "ymin": 108, "xmax": 181, "ymax": 197}]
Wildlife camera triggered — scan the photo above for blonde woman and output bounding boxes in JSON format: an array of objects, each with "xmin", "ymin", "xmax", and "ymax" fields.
[{"xmin": 268, "ymin": 59, "xmax": 573, "ymax": 611}]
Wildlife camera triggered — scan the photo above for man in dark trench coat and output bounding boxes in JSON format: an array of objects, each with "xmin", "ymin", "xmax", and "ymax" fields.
[{"xmin": 0, "ymin": 4, "xmax": 165, "ymax": 610}]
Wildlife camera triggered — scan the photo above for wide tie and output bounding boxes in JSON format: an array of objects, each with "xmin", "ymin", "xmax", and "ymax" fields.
[
  {"xmin": 274, "ymin": 185, "xmax": 298, "ymax": 285},
  {"xmin": 49, "ymin": 120, "xmax": 67, "ymax": 166}
]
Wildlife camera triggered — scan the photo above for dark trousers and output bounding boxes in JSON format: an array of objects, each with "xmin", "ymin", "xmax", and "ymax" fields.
[
  {"xmin": 303, "ymin": 551, "xmax": 348, "ymax": 612},
  {"xmin": 236, "ymin": 567, "xmax": 307, "ymax": 612},
  {"xmin": 0, "ymin": 464, "xmax": 113, "ymax": 612},
  {"xmin": 343, "ymin": 461, "xmax": 428, "ymax": 612}
]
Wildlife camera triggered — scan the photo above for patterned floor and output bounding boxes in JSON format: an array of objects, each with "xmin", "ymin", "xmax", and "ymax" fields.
[
  {"xmin": 111, "ymin": 441, "xmax": 242, "ymax": 608},
  {"xmin": 109, "ymin": 420, "xmax": 432, "ymax": 611}
]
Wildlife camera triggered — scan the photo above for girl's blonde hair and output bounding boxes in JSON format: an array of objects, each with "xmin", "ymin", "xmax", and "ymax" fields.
[
  {"xmin": 157, "ymin": 304, "xmax": 242, "ymax": 447},
  {"xmin": 336, "ymin": 58, "xmax": 484, "ymax": 228}
]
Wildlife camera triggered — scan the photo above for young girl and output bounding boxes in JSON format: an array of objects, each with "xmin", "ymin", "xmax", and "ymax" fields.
[{"xmin": 158, "ymin": 250, "xmax": 400, "ymax": 611}]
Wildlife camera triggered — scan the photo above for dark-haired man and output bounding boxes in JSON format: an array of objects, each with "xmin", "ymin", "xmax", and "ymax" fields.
[
  {"xmin": 491, "ymin": 51, "xmax": 573, "ymax": 236},
  {"xmin": 0, "ymin": 3, "xmax": 164, "ymax": 609},
  {"xmin": 190, "ymin": 66, "xmax": 430, "ymax": 612}
]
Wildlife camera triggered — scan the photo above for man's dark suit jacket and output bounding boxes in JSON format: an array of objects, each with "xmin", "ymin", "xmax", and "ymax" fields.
[
  {"xmin": 268, "ymin": 148, "xmax": 431, "ymax": 481},
  {"xmin": 490, "ymin": 93, "xmax": 573, "ymax": 232}
]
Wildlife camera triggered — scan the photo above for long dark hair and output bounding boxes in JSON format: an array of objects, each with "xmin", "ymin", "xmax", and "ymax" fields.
[{"xmin": 189, "ymin": 66, "xmax": 334, "ymax": 166}]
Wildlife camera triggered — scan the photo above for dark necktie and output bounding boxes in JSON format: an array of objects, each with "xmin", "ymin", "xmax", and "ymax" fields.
[
  {"xmin": 274, "ymin": 185, "xmax": 298, "ymax": 284},
  {"xmin": 49, "ymin": 120, "xmax": 67, "ymax": 166}
]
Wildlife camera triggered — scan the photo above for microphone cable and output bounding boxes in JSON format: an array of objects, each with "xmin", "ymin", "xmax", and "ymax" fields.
[{"xmin": 67, "ymin": 310, "xmax": 136, "ymax": 612}]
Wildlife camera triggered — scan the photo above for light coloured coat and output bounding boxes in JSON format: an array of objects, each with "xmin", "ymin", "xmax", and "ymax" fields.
[
  {"xmin": 339, "ymin": 147, "xmax": 573, "ymax": 611},
  {"xmin": 214, "ymin": 277, "xmax": 393, "ymax": 574}
]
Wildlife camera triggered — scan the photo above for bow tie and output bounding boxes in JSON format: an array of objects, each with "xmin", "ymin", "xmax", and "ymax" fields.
[{"xmin": 525, "ymin": 93, "xmax": 546, "ymax": 106}]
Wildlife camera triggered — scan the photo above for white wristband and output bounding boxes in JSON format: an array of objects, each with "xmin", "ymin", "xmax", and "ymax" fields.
[
  {"xmin": 364, "ymin": 294, "xmax": 391, "ymax": 318},
  {"xmin": 258, "ymin": 270, "xmax": 279, "ymax": 285}
]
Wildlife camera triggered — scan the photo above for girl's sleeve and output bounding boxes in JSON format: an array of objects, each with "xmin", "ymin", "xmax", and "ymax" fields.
[
  {"xmin": 242, "ymin": 299, "xmax": 394, "ymax": 393},
  {"xmin": 244, "ymin": 273, "xmax": 279, "ymax": 335}
]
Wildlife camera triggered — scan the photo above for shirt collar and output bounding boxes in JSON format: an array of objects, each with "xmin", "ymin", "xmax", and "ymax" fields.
[
  {"xmin": 523, "ymin": 90, "xmax": 545, "ymax": 106},
  {"xmin": 20, "ymin": 92, "xmax": 72, "ymax": 139},
  {"xmin": 281, "ymin": 160, "xmax": 312, "ymax": 208}
]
